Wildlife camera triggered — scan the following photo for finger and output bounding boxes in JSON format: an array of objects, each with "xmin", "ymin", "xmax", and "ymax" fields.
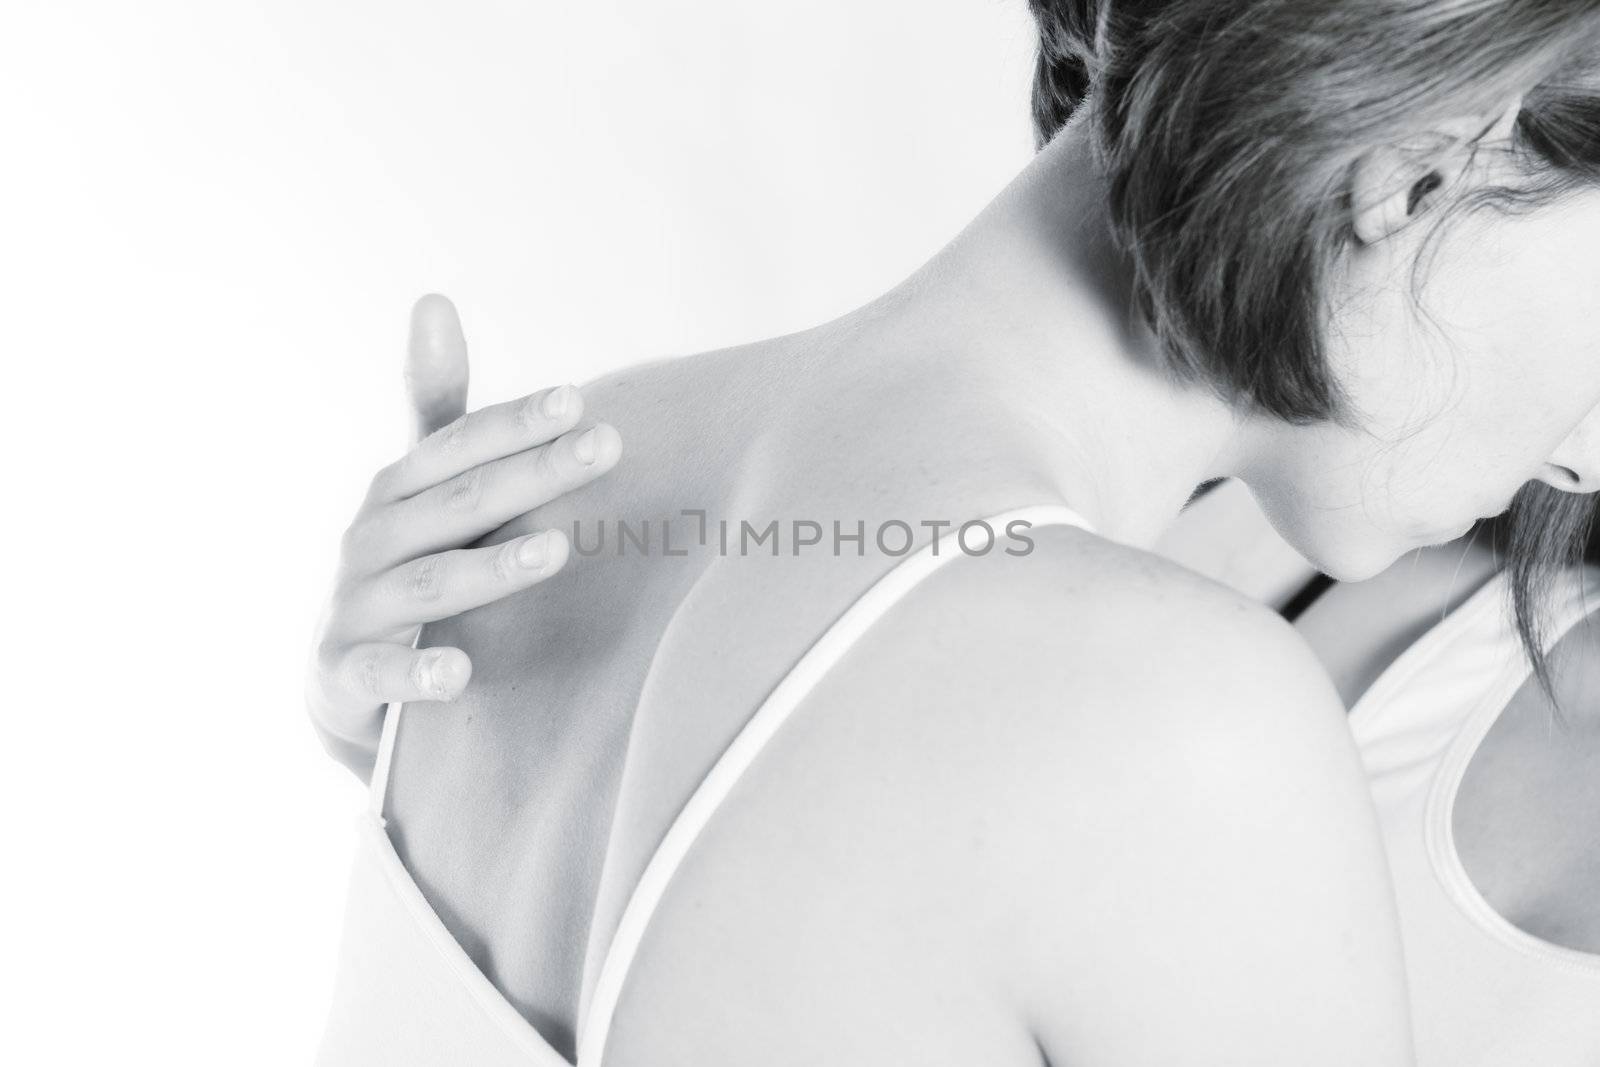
[
  {"xmin": 352, "ymin": 422, "xmax": 622, "ymax": 570},
  {"xmin": 317, "ymin": 643, "xmax": 474, "ymax": 743},
  {"xmin": 406, "ymin": 294, "xmax": 470, "ymax": 445},
  {"xmin": 368, "ymin": 384, "xmax": 585, "ymax": 503},
  {"xmin": 342, "ymin": 529, "xmax": 570, "ymax": 636}
]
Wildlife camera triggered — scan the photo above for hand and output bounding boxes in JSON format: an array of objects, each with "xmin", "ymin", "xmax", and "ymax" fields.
[{"xmin": 306, "ymin": 294, "xmax": 622, "ymax": 778}]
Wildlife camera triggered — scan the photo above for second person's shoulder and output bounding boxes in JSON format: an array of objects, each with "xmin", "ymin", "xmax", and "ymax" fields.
[{"xmin": 886, "ymin": 520, "xmax": 1339, "ymax": 722}]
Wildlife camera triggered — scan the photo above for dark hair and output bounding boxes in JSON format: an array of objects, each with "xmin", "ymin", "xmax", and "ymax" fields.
[
  {"xmin": 1493, "ymin": 482, "xmax": 1598, "ymax": 700},
  {"xmin": 1026, "ymin": 0, "xmax": 1600, "ymax": 692}
]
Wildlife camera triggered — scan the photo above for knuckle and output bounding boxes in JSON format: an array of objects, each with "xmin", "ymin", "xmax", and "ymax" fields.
[
  {"xmin": 490, "ymin": 539, "xmax": 521, "ymax": 584},
  {"xmin": 338, "ymin": 519, "xmax": 368, "ymax": 562},
  {"xmin": 442, "ymin": 466, "xmax": 484, "ymax": 513},
  {"xmin": 401, "ymin": 555, "xmax": 445, "ymax": 603},
  {"xmin": 352, "ymin": 646, "xmax": 386, "ymax": 700},
  {"xmin": 367, "ymin": 458, "xmax": 403, "ymax": 502}
]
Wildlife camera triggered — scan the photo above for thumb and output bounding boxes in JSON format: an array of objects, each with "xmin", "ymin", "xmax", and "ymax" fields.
[{"xmin": 405, "ymin": 293, "xmax": 470, "ymax": 445}]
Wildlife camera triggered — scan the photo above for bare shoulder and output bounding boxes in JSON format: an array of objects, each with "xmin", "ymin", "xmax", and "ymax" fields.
[
  {"xmin": 832, "ymin": 523, "xmax": 1366, "ymax": 850},
  {"xmin": 809, "ymin": 526, "xmax": 1410, "ymax": 1062},
  {"xmin": 869, "ymin": 522, "xmax": 1346, "ymax": 732},
  {"xmin": 605, "ymin": 527, "xmax": 1408, "ymax": 1064}
]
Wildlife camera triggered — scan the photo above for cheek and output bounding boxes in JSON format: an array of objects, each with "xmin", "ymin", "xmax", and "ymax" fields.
[
  {"xmin": 1246, "ymin": 398, "xmax": 1524, "ymax": 580},
  {"xmin": 1330, "ymin": 193, "xmax": 1600, "ymax": 522},
  {"xmin": 1423, "ymin": 195, "xmax": 1600, "ymax": 448},
  {"xmin": 1240, "ymin": 426, "xmax": 1436, "ymax": 580}
]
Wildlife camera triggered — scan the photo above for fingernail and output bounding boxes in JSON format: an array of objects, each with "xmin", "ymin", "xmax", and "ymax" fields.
[
  {"xmin": 541, "ymin": 384, "xmax": 576, "ymax": 420},
  {"xmin": 420, "ymin": 650, "xmax": 452, "ymax": 698},
  {"xmin": 573, "ymin": 427, "xmax": 600, "ymax": 464},
  {"xmin": 516, "ymin": 531, "xmax": 550, "ymax": 569}
]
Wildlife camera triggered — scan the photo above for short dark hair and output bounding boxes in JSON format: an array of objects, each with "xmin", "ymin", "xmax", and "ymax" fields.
[{"xmin": 1027, "ymin": 0, "xmax": 1600, "ymax": 693}]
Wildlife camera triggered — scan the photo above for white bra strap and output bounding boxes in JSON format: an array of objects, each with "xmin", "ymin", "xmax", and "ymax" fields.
[
  {"xmin": 368, "ymin": 701, "xmax": 405, "ymax": 821},
  {"xmin": 577, "ymin": 504, "xmax": 1095, "ymax": 1064}
]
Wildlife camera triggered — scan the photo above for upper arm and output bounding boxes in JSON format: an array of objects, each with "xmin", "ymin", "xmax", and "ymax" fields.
[{"xmin": 879, "ymin": 533, "xmax": 1415, "ymax": 1065}]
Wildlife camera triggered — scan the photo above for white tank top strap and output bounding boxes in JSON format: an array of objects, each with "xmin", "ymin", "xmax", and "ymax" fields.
[
  {"xmin": 369, "ymin": 700, "xmax": 405, "ymax": 822},
  {"xmin": 576, "ymin": 503, "xmax": 1096, "ymax": 1064}
]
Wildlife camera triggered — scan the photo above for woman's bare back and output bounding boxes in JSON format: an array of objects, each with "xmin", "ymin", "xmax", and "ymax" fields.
[
  {"xmin": 382, "ymin": 312, "xmax": 1072, "ymax": 1052},
  {"xmin": 383, "ymin": 307, "xmax": 1411, "ymax": 1064}
]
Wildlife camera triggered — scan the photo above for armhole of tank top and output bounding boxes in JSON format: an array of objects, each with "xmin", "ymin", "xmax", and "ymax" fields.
[
  {"xmin": 575, "ymin": 503, "xmax": 1096, "ymax": 1064},
  {"xmin": 1424, "ymin": 565, "xmax": 1600, "ymax": 976}
]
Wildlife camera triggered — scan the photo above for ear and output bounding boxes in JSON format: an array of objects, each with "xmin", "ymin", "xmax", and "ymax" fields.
[{"xmin": 1349, "ymin": 99, "xmax": 1522, "ymax": 245}]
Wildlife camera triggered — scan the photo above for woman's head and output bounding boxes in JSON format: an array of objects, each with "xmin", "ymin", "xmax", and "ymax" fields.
[
  {"xmin": 1028, "ymin": 0, "xmax": 1600, "ymax": 684},
  {"xmin": 1251, "ymin": 118, "xmax": 1600, "ymax": 577}
]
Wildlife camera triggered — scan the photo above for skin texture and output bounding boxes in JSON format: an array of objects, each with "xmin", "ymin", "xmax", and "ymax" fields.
[{"xmin": 367, "ymin": 101, "xmax": 1600, "ymax": 1062}]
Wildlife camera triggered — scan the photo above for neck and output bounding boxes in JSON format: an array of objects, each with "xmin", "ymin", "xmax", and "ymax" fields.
[{"xmin": 835, "ymin": 117, "xmax": 1259, "ymax": 548}]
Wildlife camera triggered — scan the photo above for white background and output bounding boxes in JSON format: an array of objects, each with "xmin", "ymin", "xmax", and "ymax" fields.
[{"xmin": 3, "ymin": 1, "xmax": 1038, "ymax": 1061}]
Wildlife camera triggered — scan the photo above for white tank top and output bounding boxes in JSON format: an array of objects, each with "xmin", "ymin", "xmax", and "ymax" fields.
[
  {"xmin": 1350, "ymin": 565, "xmax": 1600, "ymax": 1067},
  {"xmin": 316, "ymin": 505, "xmax": 1096, "ymax": 1065}
]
